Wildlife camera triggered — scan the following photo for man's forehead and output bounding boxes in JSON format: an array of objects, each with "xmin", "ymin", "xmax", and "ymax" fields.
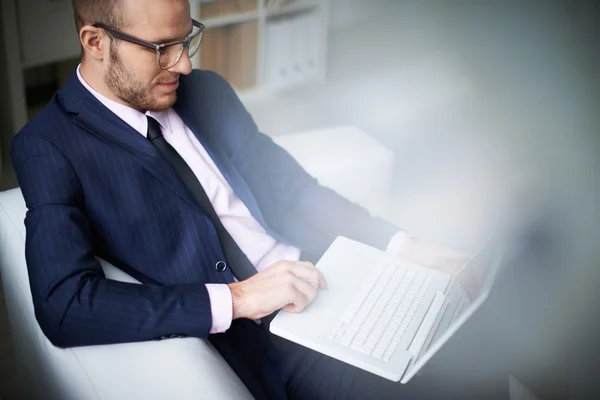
[
  {"xmin": 121, "ymin": 0, "xmax": 189, "ymax": 27},
  {"xmin": 121, "ymin": 0, "xmax": 191, "ymax": 40}
]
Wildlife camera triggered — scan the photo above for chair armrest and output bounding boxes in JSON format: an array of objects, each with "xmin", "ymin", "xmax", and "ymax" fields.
[
  {"xmin": 80, "ymin": 260, "xmax": 253, "ymax": 399},
  {"xmin": 70, "ymin": 337, "xmax": 252, "ymax": 400}
]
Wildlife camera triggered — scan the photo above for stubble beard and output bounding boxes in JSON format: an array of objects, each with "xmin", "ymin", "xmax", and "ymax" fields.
[{"xmin": 105, "ymin": 44, "xmax": 175, "ymax": 112}]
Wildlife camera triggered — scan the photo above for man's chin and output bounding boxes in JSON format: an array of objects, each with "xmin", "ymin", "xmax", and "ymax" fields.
[{"xmin": 148, "ymin": 93, "xmax": 177, "ymax": 112}]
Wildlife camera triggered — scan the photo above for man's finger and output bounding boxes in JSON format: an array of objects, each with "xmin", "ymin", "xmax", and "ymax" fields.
[
  {"xmin": 281, "ymin": 282, "xmax": 311, "ymax": 313},
  {"xmin": 301, "ymin": 263, "xmax": 328, "ymax": 289},
  {"xmin": 282, "ymin": 303, "xmax": 302, "ymax": 313},
  {"xmin": 291, "ymin": 277, "xmax": 318, "ymax": 306},
  {"xmin": 289, "ymin": 263, "xmax": 328, "ymax": 290}
]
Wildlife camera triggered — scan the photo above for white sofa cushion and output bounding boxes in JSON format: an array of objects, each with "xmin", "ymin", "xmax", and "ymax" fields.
[{"xmin": 273, "ymin": 127, "xmax": 393, "ymax": 217}]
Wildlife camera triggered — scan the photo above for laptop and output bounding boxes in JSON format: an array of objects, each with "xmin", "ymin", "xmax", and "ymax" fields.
[{"xmin": 270, "ymin": 236, "xmax": 501, "ymax": 383}]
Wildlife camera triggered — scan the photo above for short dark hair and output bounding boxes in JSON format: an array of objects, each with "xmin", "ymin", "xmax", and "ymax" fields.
[{"xmin": 72, "ymin": 0, "xmax": 124, "ymax": 32}]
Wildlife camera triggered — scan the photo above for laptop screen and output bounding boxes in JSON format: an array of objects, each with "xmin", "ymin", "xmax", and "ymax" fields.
[{"xmin": 416, "ymin": 243, "xmax": 499, "ymax": 359}]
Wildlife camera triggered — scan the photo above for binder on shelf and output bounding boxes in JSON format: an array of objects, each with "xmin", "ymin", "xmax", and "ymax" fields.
[
  {"xmin": 264, "ymin": 11, "xmax": 322, "ymax": 89},
  {"xmin": 265, "ymin": 18, "xmax": 292, "ymax": 89},
  {"xmin": 306, "ymin": 12, "xmax": 321, "ymax": 79},
  {"xmin": 290, "ymin": 14, "xmax": 305, "ymax": 85},
  {"xmin": 264, "ymin": 20, "xmax": 280, "ymax": 86},
  {"xmin": 278, "ymin": 18, "xmax": 294, "ymax": 87}
]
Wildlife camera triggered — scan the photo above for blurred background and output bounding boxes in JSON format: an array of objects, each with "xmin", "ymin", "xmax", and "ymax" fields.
[{"xmin": 0, "ymin": 0, "xmax": 598, "ymax": 398}]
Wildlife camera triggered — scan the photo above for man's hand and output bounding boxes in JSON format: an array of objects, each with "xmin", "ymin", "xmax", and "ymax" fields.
[
  {"xmin": 228, "ymin": 260, "xmax": 328, "ymax": 320},
  {"xmin": 395, "ymin": 236, "xmax": 471, "ymax": 275}
]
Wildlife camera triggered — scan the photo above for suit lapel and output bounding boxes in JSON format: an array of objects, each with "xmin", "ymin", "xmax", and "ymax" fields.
[
  {"xmin": 59, "ymin": 70, "xmax": 266, "ymax": 226},
  {"xmin": 59, "ymin": 73, "xmax": 203, "ymax": 212}
]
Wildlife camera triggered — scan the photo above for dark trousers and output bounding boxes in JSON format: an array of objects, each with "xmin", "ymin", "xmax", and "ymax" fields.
[{"xmin": 209, "ymin": 319, "xmax": 509, "ymax": 400}]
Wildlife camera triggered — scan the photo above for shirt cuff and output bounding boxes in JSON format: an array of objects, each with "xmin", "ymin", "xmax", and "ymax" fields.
[
  {"xmin": 205, "ymin": 284, "xmax": 233, "ymax": 334},
  {"xmin": 386, "ymin": 230, "xmax": 413, "ymax": 255}
]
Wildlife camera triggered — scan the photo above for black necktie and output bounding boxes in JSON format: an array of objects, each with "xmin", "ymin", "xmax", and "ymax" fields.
[{"xmin": 146, "ymin": 116, "xmax": 256, "ymax": 281}]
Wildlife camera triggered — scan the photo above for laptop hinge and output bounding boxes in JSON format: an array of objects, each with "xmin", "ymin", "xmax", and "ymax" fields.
[{"xmin": 407, "ymin": 291, "xmax": 447, "ymax": 360}]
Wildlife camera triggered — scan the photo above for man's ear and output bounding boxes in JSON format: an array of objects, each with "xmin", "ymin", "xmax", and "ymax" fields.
[{"xmin": 80, "ymin": 26, "xmax": 106, "ymax": 61}]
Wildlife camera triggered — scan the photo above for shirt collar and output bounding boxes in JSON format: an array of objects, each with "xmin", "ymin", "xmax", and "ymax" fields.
[{"xmin": 76, "ymin": 64, "xmax": 171, "ymax": 137}]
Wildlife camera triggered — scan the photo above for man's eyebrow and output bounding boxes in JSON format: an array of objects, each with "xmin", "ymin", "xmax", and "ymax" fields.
[{"xmin": 153, "ymin": 26, "xmax": 194, "ymax": 45}]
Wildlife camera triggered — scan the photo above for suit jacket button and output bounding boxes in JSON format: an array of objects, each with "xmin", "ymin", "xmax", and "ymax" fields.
[{"xmin": 215, "ymin": 261, "xmax": 227, "ymax": 272}]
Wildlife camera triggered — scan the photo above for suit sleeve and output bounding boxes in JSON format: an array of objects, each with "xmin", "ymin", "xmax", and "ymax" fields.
[
  {"xmin": 256, "ymin": 133, "xmax": 402, "ymax": 258},
  {"xmin": 204, "ymin": 71, "xmax": 402, "ymax": 258},
  {"xmin": 11, "ymin": 132, "xmax": 215, "ymax": 348}
]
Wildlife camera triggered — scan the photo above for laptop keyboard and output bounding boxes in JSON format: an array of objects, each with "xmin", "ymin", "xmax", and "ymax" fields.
[{"xmin": 326, "ymin": 259, "xmax": 433, "ymax": 362}]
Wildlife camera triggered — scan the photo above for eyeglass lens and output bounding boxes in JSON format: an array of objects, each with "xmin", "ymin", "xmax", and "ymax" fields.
[{"xmin": 158, "ymin": 28, "xmax": 203, "ymax": 69}]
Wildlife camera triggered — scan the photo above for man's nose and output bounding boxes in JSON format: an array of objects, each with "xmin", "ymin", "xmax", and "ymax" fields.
[{"xmin": 169, "ymin": 51, "xmax": 193, "ymax": 75}]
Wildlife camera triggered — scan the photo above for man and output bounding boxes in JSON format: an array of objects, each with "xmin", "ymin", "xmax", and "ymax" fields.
[{"xmin": 11, "ymin": 0, "xmax": 471, "ymax": 398}]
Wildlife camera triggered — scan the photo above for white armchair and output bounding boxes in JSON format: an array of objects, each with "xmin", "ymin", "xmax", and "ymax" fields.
[{"xmin": 0, "ymin": 127, "xmax": 393, "ymax": 399}]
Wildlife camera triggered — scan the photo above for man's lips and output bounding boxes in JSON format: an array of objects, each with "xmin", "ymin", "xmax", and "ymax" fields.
[{"xmin": 158, "ymin": 80, "xmax": 179, "ymax": 89}]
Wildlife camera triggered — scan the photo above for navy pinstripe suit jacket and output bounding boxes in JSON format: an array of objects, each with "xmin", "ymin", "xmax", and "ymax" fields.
[{"xmin": 11, "ymin": 69, "xmax": 398, "ymax": 348}]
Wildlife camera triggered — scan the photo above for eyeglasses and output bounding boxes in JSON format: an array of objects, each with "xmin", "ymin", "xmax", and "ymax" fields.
[{"xmin": 92, "ymin": 19, "xmax": 205, "ymax": 70}]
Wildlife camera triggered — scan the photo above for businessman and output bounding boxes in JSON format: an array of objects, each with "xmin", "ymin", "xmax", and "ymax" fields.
[{"xmin": 11, "ymin": 0, "xmax": 473, "ymax": 398}]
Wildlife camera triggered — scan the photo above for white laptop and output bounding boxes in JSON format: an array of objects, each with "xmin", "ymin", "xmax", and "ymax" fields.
[{"xmin": 270, "ymin": 236, "xmax": 501, "ymax": 383}]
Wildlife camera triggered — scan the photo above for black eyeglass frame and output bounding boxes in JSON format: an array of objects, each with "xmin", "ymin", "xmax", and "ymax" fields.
[{"xmin": 92, "ymin": 19, "xmax": 205, "ymax": 70}]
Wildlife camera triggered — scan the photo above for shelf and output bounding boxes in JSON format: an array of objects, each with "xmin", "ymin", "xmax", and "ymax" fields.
[
  {"xmin": 198, "ymin": 0, "xmax": 318, "ymax": 26},
  {"xmin": 199, "ymin": 0, "xmax": 257, "ymax": 18},
  {"xmin": 0, "ymin": 0, "xmax": 330, "ymax": 152},
  {"xmin": 265, "ymin": 0, "xmax": 319, "ymax": 18},
  {"xmin": 200, "ymin": 10, "xmax": 259, "ymax": 28},
  {"xmin": 198, "ymin": 0, "xmax": 258, "ymax": 28}
]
